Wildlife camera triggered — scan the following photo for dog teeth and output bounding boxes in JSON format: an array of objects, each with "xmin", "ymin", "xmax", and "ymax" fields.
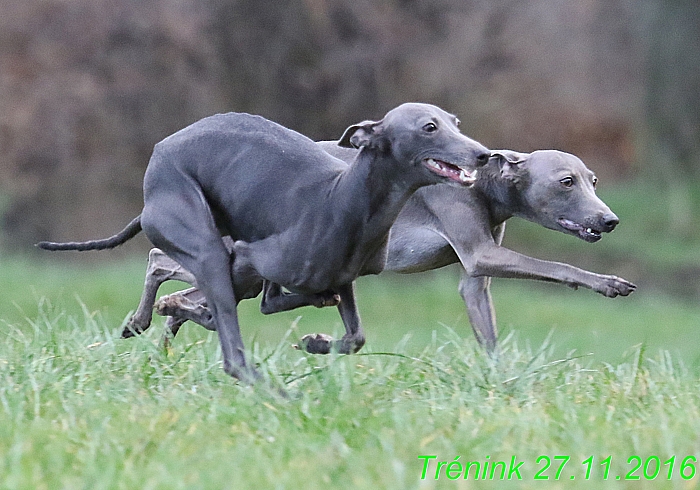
[
  {"xmin": 459, "ymin": 168, "xmax": 476, "ymax": 183},
  {"xmin": 586, "ymin": 228, "xmax": 593, "ymax": 233},
  {"xmin": 426, "ymin": 158, "xmax": 441, "ymax": 169}
]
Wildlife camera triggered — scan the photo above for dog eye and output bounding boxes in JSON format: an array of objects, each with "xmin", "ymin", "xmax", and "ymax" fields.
[
  {"xmin": 560, "ymin": 177, "xmax": 574, "ymax": 188},
  {"xmin": 592, "ymin": 177, "xmax": 598, "ymax": 188},
  {"xmin": 423, "ymin": 122, "xmax": 438, "ymax": 133},
  {"xmin": 454, "ymin": 118, "xmax": 461, "ymax": 128}
]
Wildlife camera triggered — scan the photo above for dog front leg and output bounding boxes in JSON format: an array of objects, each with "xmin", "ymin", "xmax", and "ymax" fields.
[
  {"xmin": 458, "ymin": 272, "xmax": 498, "ymax": 352},
  {"xmin": 296, "ymin": 282, "xmax": 366, "ymax": 355},
  {"xmin": 260, "ymin": 280, "xmax": 339, "ymax": 315},
  {"xmin": 469, "ymin": 244, "xmax": 636, "ymax": 298},
  {"xmin": 334, "ymin": 282, "xmax": 366, "ymax": 354}
]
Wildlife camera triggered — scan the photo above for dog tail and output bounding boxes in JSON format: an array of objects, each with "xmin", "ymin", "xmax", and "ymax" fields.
[{"xmin": 36, "ymin": 215, "xmax": 143, "ymax": 251}]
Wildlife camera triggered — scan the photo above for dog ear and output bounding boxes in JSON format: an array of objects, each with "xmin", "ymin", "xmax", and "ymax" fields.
[
  {"xmin": 338, "ymin": 119, "xmax": 383, "ymax": 149},
  {"xmin": 491, "ymin": 150, "xmax": 528, "ymax": 183}
]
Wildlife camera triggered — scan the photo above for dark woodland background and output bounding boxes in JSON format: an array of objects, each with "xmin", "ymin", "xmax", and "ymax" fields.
[{"xmin": 0, "ymin": 0, "xmax": 698, "ymax": 254}]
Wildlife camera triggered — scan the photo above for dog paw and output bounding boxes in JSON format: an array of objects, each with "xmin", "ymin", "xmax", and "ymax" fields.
[
  {"xmin": 121, "ymin": 321, "xmax": 143, "ymax": 339},
  {"xmin": 293, "ymin": 332, "xmax": 365, "ymax": 354},
  {"xmin": 312, "ymin": 291, "xmax": 341, "ymax": 308},
  {"xmin": 336, "ymin": 333, "xmax": 366, "ymax": 354},
  {"xmin": 155, "ymin": 294, "xmax": 186, "ymax": 317},
  {"xmin": 293, "ymin": 333, "xmax": 334, "ymax": 354},
  {"xmin": 121, "ymin": 317, "xmax": 147, "ymax": 338},
  {"xmin": 598, "ymin": 275, "xmax": 637, "ymax": 298},
  {"xmin": 224, "ymin": 362, "xmax": 264, "ymax": 385}
]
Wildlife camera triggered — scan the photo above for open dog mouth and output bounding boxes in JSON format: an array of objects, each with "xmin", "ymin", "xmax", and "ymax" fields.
[
  {"xmin": 422, "ymin": 158, "xmax": 477, "ymax": 186},
  {"xmin": 558, "ymin": 218, "xmax": 603, "ymax": 243}
]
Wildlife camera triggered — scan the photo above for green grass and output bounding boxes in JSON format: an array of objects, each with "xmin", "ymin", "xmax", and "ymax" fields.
[{"xmin": 2, "ymin": 255, "xmax": 700, "ymax": 488}]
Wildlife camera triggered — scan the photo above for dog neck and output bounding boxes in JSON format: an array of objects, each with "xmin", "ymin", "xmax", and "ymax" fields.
[
  {"xmin": 331, "ymin": 147, "xmax": 424, "ymax": 262},
  {"xmin": 473, "ymin": 162, "xmax": 525, "ymax": 226}
]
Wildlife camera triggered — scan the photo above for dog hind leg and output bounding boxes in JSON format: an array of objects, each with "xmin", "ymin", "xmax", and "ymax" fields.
[
  {"xmin": 141, "ymin": 188, "xmax": 260, "ymax": 383},
  {"xmin": 123, "ymin": 248, "xmax": 198, "ymax": 338}
]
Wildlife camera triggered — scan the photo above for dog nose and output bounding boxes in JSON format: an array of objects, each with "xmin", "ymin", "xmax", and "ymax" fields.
[
  {"xmin": 602, "ymin": 212, "xmax": 619, "ymax": 231},
  {"xmin": 475, "ymin": 151, "xmax": 490, "ymax": 166}
]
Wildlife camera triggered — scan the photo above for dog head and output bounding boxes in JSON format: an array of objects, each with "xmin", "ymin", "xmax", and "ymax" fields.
[
  {"xmin": 491, "ymin": 149, "xmax": 619, "ymax": 242},
  {"xmin": 339, "ymin": 103, "xmax": 490, "ymax": 188}
]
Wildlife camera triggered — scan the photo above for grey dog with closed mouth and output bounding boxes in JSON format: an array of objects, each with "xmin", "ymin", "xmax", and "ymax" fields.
[
  {"xmin": 127, "ymin": 147, "xmax": 636, "ymax": 354},
  {"xmin": 37, "ymin": 102, "xmax": 489, "ymax": 382}
]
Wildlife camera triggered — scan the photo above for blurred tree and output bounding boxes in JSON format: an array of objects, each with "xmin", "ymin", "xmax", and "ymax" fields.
[
  {"xmin": 0, "ymin": 0, "xmax": 225, "ymax": 249},
  {"xmin": 645, "ymin": 0, "xmax": 700, "ymax": 173},
  {"xmin": 0, "ymin": 0, "xmax": 694, "ymax": 251},
  {"xmin": 644, "ymin": 0, "xmax": 700, "ymax": 234}
]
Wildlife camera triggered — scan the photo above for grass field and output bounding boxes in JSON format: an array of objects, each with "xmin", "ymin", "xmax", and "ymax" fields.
[
  {"xmin": 2, "ymin": 247, "xmax": 700, "ymax": 488},
  {"xmin": 1, "ymin": 178, "xmax": 700, "ymax": 489}
]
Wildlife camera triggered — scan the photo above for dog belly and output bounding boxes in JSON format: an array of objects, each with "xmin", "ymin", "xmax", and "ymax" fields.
[
  {"xmin": 385, "ymin": 228, "xmax": 457, "ymax": 273},
  {"xmin": 242, "ymin": 235, "xmax": 357, "ymax": 294}
]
